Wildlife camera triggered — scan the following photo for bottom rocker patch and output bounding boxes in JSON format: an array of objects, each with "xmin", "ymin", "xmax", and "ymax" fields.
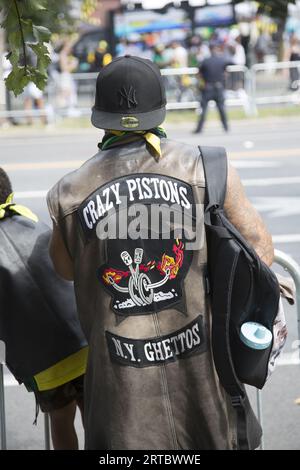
[{"xmin": 106, "ymin": 315, "xmax": 206, "ymax": 368}]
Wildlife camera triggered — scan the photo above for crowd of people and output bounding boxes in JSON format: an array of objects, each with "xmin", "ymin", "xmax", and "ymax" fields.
[{"xmin": 2, "ymin": 25, "xmax": 300, "ymax": 128}]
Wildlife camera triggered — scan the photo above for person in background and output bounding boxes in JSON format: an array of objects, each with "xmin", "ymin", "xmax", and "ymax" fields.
[
  {"xmin": 194, "ymin": 41, "xmax": 233, "ymax": 134},
  {"xmin": 90, "ymin": 41, "xmax": 112, "ymax": 72},
  {"xmin": 288, "ymin": 33, "xmax": 300, "ymax": 90},
  {"xmin": 23, "ymin": 82, "xmax": 47, "ymax": 126},
  {"xmin": 0, "ymin": 168, "xmax": 88, "ymax": 449},
  {"xmin": 169, "ymin": 41, "xmax": 188, "ymax": 68},
  {"xmin": 152, "ymin": 44, "xmax": 169, "ymax": 69},
  {"xmin": 57, "ymin": 41, "xmax": 79, "ymax": 116},
  {"xmin": 228, "ymin": 30, "xmax": 246, "ymax": 66}
]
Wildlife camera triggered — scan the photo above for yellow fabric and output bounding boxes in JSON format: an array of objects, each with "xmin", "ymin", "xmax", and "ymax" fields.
[
  {"xmin": 87, "ymin": 52, "xmax": 95, "ymax": 64},
  {"xmin": 109, "ymin": 130, "xmax": 163, "ymax": 159},
  {"xmin": 144, "ymin": 132, "xmax": 162, "ymax": 158},
  {"xmin": 0, "ymin": 193, "xmax": 38, "ymax": 222},
  {"xmin": 103, "ymin": 53, "xmax": 112, "ymax": 66},
  {"xmin": 34, "ymin": 346, "xmax": 88, "ymax": 391}
]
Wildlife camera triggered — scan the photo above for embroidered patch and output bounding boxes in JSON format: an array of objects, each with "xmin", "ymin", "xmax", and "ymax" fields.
[
  {"xmin": 119, "ymin": 85, "xmax": 137, "ymax": 109},
  {"xmin": 106, "ymin": 315, "xmax": 206, "ymax": 367},
  {"xmin": 77, "ymin": 173, "xmax": 195, "ymax": 241},
  {"xmin": 98, "ymin": 235, "xmax": 193, "ymax": 316}
]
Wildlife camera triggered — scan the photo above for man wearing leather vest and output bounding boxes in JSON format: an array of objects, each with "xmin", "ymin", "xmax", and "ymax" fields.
[
  {"xmin": 47, "ymin": 56, "xmax": 274, "ymax": 450},
  {"xmin": 0, "ymin": 168, "xmax": 87, "ymax": 449}
]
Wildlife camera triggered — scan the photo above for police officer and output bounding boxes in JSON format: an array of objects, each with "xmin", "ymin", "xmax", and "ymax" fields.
[
  {"xmin": 47, "ymin": 56, "xmax": 274, "ymax": 450},
  {"xmin": 194, "ymin": 41, "xmax": 233, "ymax": 134}
]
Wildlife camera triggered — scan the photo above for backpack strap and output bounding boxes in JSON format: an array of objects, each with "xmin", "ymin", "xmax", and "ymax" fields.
[
  {"xmin": 199, "ymin": 146, "xmax": 261, "ymax": 450},
  {"xmin": 199, "ymin": 146, "xmax": 227, "ymax": 211}
]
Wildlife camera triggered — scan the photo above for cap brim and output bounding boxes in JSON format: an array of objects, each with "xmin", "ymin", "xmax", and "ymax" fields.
[{"xmin": 91, "ymin": 107, "xmax": 166, "ymax": 131}]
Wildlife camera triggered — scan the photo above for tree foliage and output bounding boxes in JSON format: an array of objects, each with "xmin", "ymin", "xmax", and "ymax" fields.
[
  {"xmin": 233, "ymin": 0, "xmax": 296, "ymax": 20},
  {"xmin": 0, "ymin": 0, "xmax": 51, "ymax": 95}
]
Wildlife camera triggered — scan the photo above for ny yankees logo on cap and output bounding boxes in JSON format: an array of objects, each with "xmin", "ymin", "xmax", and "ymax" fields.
[{"xmin": 119, "ymin": 85, "xmax": 138, "ymax": 109}]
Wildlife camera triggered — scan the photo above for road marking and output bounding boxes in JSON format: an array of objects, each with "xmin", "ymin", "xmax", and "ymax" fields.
[
  {"xmin": 243, "ymin": 176, "xmax": 300, "ymax": 186},
  {"xmin": 229, "ymin": 148, "xmax": 300, "ymax": 159},
  {"xmin": 232, "ymin": 160, "xmax": 282, "ymax": 168},
  {"xmin": 4, "ymin": 159, "xmax": 282, "ymax": 171},
  {"xmin": 243, "ymin": 140, "xmax": 254, "ymax": 149},
  {"xmin": 1, "ymin": 140, "xmax": 300, "ymax": 157},
  {"xmin": 4, "ymin": 375, "xmax": 19, "ymax": 387},
  {"xmin": 272, "ymin": 234, "xmax": 300, "ymax": 243},
  {"xmin": 277, "ymin": 352, "xmax": 300, "ymax": 366},
  {"xmin": 15, "ymin": 190, "xmax": 48, "ymax": 198},
  {"xmin": 251, "ymin": 197, "xmax": 300, "ymax": 217},
  {"xmin": 2, "ymin": 146, "xmax": 300, "ymax": 171},
  {"xmin": 3, "ymin": 160, "xmax": 85, "ymax": 171}
]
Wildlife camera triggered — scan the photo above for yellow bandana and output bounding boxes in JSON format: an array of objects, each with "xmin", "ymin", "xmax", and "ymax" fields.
[{"xmin": 0, "ymin": 193, "xmax": 38, "ymax": 222}]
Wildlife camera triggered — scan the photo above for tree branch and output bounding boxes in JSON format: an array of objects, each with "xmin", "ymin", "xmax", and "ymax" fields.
[{"xmin": 13, "ymin": 0, "xmax": 27, "ymax": 69}]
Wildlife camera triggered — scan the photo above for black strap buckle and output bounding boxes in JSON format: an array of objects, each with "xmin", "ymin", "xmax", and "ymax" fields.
[{"xmin": 231, "ymin": 395, "xmax": 244, "ymax": 408}]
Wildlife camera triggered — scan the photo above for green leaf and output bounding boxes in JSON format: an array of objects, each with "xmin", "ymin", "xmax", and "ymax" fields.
[
  {"xmin": 32, "ymin": 25, "xmax": 51, "ymax": 43},
  {"xmin": 9, "ymin": 50, "xmax": 20, "ymax": 67},
  {"xmin": 28, "ymin": 42, "xmax": 51, "ymax": 72},
  {"xmin": 5, "ymin": 67, "xmax": 30, "ymax": 96},
  {"xmin": 20, "ymin": 18, "xmax": 34, "ymax": 40},
  {"xmin": 23, "ymin": 0, "xmax": 47, "ymax": 12},
  {"xmin": 1, "ymin": 5, "xmax": 19, "ymax": 32},
  {"xmin": 8, "ymin": 30, "xmax": 22, "ymax": 49},
  {"xmin": 32, "ymin": 70, "xmax": 48, "ymax": 91}
]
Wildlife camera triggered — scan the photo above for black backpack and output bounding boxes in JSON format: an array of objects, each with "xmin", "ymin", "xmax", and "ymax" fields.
[{"xmin": 200, "ymin": 146, "xmax": 280, "ymax": 450}]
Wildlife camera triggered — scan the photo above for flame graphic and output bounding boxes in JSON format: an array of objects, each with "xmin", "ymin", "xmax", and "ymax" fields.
[
  {"xmin": 102, "ymin": 263, "xmax": 155, "ymax": 285},
  {"xmin": 102, "ymin": 240, "xmax": 184, "ymax": 286},
  {"xmin": 157, "ymin": 240, "xmax": 184, "ymax": 279},
  {"xmin": 102, "ymin": 269, "xmax": 130, "ymax": 285}
]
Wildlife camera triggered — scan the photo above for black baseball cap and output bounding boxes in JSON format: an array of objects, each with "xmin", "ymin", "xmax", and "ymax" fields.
[{"xmin": 91, "ymin": 55, "xmax": 167, "ymax": 131}]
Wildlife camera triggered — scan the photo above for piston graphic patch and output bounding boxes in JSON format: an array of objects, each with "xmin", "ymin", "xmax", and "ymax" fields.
[
  {"xmin": 98, "ymin": 236, "xmax": 192, "ymax": 316},
  {"xmin": 106, "ymin": 315, "xmax": 206, "ymax": 367}
]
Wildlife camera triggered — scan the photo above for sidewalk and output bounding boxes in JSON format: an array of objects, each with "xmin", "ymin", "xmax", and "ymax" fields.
[{"xmin": 1, "ymin": 113, "xmax": 300, "ymax": 139}]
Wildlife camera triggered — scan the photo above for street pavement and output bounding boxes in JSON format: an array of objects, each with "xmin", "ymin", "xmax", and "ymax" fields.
[{"xmin": 0, "ymin": 115, "xmax": 300, "ymax": 450}]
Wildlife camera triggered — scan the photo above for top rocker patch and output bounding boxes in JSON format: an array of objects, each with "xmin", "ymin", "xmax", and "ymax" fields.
[{"xmin": 77, "ymin": 173, "xmax": 195, "ymax": 241}]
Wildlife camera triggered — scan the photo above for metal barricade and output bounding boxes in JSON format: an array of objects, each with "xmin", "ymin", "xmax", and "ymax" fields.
[
  {"xmin": 0, "ymin": 363, "xmax": 6, "ymax": 450},
  {"xmin": 0, "ymin": 65, "xmax": 251, "ymax": 121},
  {"xmin": 256, "ymin": 249, "xmax": 300, "ymax": 450},
  {"xmin": 160, "ymin": 65, "xmax": 250, "ymax": 114},
  {"xmin": 2, "ymin": 60, "xmax": 300, "ymax": 122},
  {"xmin": 252, "ymin": 60, "xmax": 300, "ymax": 106},
  {"xmin": 0, "ymin": 364, "xmax": 51, "ymax": 450}
]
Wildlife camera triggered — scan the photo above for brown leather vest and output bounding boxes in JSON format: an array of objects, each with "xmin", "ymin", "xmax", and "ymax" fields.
[{"xmin": 47, "ymin": 138, "xmax": 236, "ymax": 450}]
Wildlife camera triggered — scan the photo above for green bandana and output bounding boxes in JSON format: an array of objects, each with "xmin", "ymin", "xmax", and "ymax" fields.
[
  {"xmin": 0, "ymin": 193, "xmax": 38, "ymax": 222},
  {"xmin": 99, "ymin": 127, "xmax": 167, "ymax": 161}
]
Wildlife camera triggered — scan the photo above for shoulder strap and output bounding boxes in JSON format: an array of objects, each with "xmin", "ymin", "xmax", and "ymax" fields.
[
  {"xmin": 199, "ymin": 145, "xmax": 262, "ymax": 450},
  {"xmin": 199, "ymin": 146, "xmax": 227, "ymax": 211}
]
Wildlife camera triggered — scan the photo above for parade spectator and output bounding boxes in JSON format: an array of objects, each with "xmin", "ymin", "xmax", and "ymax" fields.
[
  {"xmin": 0, "ymin": 168, "xmax": 87, "ymax": 449},
  {"xmin": 288, "ymin": 34, "xmax": 300, "ymax": 90}
]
